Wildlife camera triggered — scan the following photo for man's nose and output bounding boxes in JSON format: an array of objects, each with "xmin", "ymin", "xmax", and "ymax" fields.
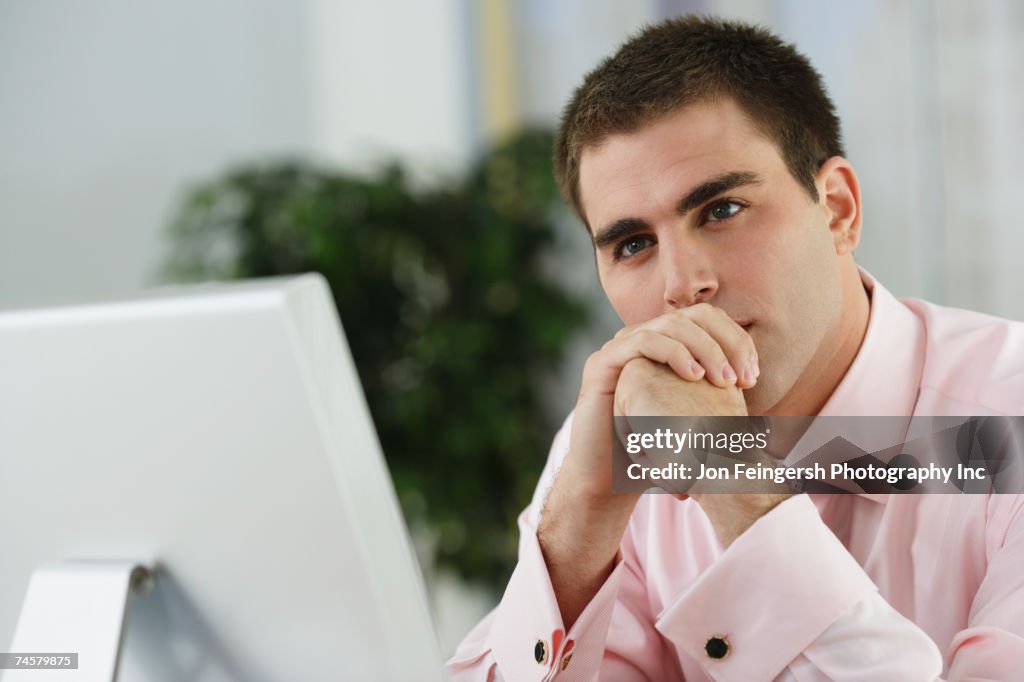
[{"xmin": 662, "ymin": 243, "xmax": 718, "ymax": 308}]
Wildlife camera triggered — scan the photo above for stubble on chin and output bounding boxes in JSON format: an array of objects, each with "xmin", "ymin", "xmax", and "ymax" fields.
[
  {"xmin": 741, "ymin": 381, "xmax": 768, "ymax": 416},
  {"xmin": 742, "ymin": 368, "xmax": 789, "ymax": 417}
]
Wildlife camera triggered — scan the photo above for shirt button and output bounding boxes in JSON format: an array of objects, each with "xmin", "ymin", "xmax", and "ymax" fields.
[
  {"xmin": 705, "ymin": 636, "xmax": 730, "ymax": 660},
  {"xmin": 534, "ymin": 639, "xmax": 548, "ymax": 664}
]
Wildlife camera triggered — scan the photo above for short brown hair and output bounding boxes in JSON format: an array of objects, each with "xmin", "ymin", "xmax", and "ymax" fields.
[{"xmin": 554, "ymin": 16, "xmax": 844, "ymax": 226}]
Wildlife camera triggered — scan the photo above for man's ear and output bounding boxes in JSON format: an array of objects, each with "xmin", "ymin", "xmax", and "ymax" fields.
[{"xmin": 814, "ymin": 156, "xmax": 862, "ymax": 255}]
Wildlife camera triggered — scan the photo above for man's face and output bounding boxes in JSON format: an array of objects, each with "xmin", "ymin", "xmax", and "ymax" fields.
[{"xmin": 578, "ymin": 98, "xmax": 847, "ymax": 414}]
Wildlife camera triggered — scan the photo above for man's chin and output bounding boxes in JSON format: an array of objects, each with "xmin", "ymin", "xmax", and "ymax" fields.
[{"xmin": 742, "ymin": 377, "xmax": 783, "ymax": 416}]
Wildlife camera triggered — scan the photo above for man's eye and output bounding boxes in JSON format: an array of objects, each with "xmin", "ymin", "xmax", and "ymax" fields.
[
  {"xmin": 706, "ymin": 201, "xmax": 743, "ymax": 222},
  {"xmin": 615, "ymin": 235, "xmax": 654, "ymax": 260}
]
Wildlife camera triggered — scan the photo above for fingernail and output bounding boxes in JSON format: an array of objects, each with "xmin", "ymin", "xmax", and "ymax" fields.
[
  {"xmin": 744, "ymin": 357, "xmax": 760, "ymax": 384},
  {"xmin": 690, "ymin": 360, "xmax": 705, "ymax": 378},
  {"xmin": 742, "ymin": 361, "xmax": 756, "ymax": 385},
  {"xmin": 722, "ymin": 362, "xmax": 737, "ymax": 383}
]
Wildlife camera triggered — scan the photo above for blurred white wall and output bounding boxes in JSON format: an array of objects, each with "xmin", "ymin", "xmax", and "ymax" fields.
[
  {"xmin": 308, "ymin": 0, "xmax": 476, "ymax": 178},
  {"xmin": 0, "ymin": 0, "xmax": 475, "ymax": 310}
]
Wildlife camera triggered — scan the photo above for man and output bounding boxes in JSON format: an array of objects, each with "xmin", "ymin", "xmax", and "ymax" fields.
[{"xmin": 448, "ymin": 16, "xmax": 1023, "ymax": 680}]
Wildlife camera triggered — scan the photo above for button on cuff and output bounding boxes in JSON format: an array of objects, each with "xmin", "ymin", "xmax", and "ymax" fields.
[
  {"xmin": 705, "ymin": 635, "xmax": 730, "ymax": 660},
  {"xmin": 534, "ymin": 638, "xmax": 548, "ymax": 664}
]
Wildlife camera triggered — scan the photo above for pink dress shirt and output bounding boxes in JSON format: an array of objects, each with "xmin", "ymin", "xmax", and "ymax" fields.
[{"xmin": 447, "ymin": 273, "xmax": 1024, "ymax": 681}]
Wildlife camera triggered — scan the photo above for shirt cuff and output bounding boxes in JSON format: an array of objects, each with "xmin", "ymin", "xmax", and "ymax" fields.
[
  {"xmin": 654, "ymin": 494, "xmax": 878, "ymax": 681},
  {"xmin": 488, "ymin": 529, "xmax": 626, "ymax": 680}
]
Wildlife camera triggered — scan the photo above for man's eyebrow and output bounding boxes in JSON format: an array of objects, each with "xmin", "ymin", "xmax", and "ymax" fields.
[
  {"xmin": 592, "ymin": 171, "xmax": 762, "ymax": 249},
  {"xmin": 676, "ymin": 171, "xmax": 762, "ymax": 215},
  {"xmin": 593, "ymin": 218, "xmax": 649, "ymax": 250}
]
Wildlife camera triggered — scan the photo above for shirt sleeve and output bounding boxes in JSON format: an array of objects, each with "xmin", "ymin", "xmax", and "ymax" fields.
[
  {"xmin": 943, "ymin": 494, "xmax": 1024, "ymax": 679},
  {"xmin": 786, "ymin": 496, "xmax": 1024, "ymax": 681},
  {"xmin": 652, "ymin": 494, "xmax": 942, "ymax": 680},
  {"xmin": 658, "ymin": 493, "xmax": 1024, "ymax": 682},
  {"xmin": 446, "ymin": 412, "xmax": 676, "ymax": 681}
]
